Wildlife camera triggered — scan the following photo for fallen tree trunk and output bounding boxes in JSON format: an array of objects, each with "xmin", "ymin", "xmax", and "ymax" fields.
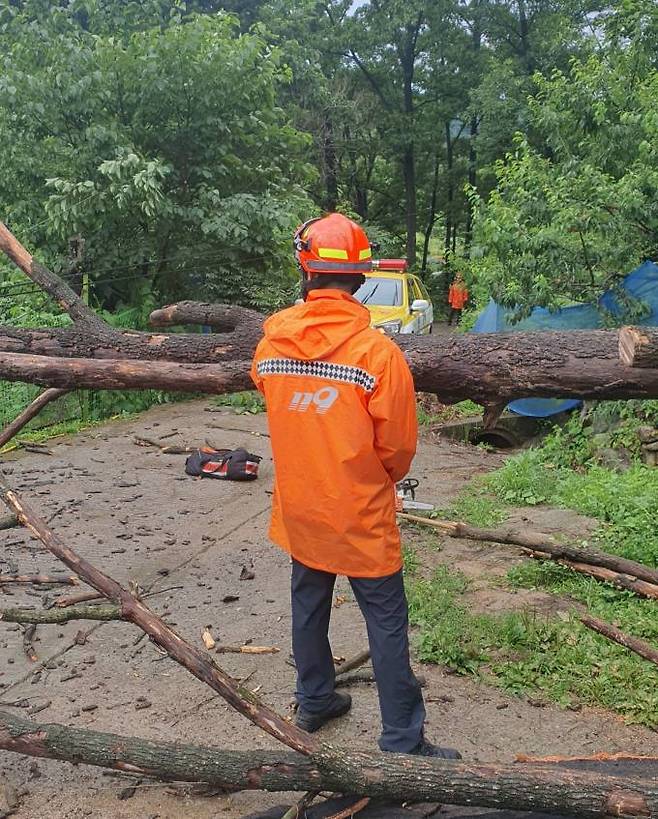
[
  {"xmin": 580, "ymin": 614, "xmax": 658, "ymax": 667},
  {"xmin": 0, "ymin": 388, "xmax": 69, "ymax": 449},
  {"xmin": 398, "ymin": 514, "xmax": 658, "ymax": 587},
  {"xmin": 619, "ymin": 326, "xmax": 658, "ymax": 368},
  {"xmin": 5, "ymin": 224, "xmax": 658, "ymax": 412},
  {"xmin": 0, "ymin": 352, "xmax": 253, "ymax": 395},
  {"xmin": 1, "ymin": 709, "xmax": 658, "ymax": 817}
]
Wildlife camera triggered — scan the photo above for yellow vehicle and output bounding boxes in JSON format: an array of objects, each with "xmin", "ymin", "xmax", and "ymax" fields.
[{"xmin": 353, "ymin": 259, "xmax": 434, "ymax": 335}]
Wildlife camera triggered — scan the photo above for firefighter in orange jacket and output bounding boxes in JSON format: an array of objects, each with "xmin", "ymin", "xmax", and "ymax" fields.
[
  {"xmin": 251, "ymin": 213, "xmax": 461, "ymax": 758},
  {"xmin": 448, "ymin": 271, "xmax": 469, "ymax": 325}
]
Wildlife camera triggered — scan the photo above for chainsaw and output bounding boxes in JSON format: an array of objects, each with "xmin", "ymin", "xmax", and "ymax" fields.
[{"xmin": 395, "ymin": 478, "xmax": 434, "ymax": 512}]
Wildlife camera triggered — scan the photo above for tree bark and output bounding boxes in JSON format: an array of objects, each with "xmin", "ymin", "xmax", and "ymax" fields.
[
  {"xmin": 399, "ymin": 514, "xmax": 658, "ymax": 592},
  {"xmin": 0, "ymin": 604, "xmax": 122, "ymax": 624},
  {"xmin": 0, "ymin": 353, "xmax": 253, "ymax": 395},
  {"xmin": 0, "ymin": 574, "xmax": 79, "ymax": 586},
  {"xmin": 0, "ymin": 388, "xmax": 69, "ymax": 449},
  {"xmin": 580, "ymin": 614, "xmax": 658, "ymax": 667},
  {"xmin": 5, "ymin": 329, "xmax": 658, "ymax": 412},
  {"xmin": 1, "ymin": 710, "xmax": 658, "ymax": 816},
  {"xmin": 555, "ymin": 560, "xmax": 658, "ymax": 601},
  {"xmin": 619, "ymin": 326, "xmax": 658, "ymax": 368},
  {"xmin": 149, "ymin": 301, "xmax": 264, "ymax": 332}
]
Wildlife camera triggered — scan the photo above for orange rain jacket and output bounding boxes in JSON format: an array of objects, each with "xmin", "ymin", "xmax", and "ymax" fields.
[
  {"xmin": 251, "ymin": 289, "xmax": 417, "ymax": 578},
  {"xmin": 448, "ymin": 282, "xmax": 469, "ymax": 310}
]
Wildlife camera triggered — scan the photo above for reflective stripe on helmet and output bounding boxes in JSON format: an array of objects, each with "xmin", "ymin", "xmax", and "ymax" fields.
[
  {"xmin": 359, "ymin": 248, "xmax": 372, "ymax": 260},
  {"xmin": 305, "ymin": 260, "xmax": 373, "ymax": 273},
  {"xmin": 318, "ymin": 247, "xmax": 349, "ymax": 260}
]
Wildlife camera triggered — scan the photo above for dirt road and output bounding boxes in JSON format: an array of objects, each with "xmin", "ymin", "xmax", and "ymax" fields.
[{"xmin": 1, "ymin": 399, "xmax": 656, "ymax": 818}]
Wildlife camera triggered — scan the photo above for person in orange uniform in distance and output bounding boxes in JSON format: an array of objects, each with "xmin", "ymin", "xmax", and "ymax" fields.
[
  {"xmin": 251, "ymin": 213, "xmax": 461, "ymax": 758},
  {"xmin": 448, "ymin": 271, "xmax": 469, "ymax": 325}
]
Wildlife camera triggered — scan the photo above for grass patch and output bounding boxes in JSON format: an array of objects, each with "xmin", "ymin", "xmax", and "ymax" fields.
[
  {"xmin": 405, "ymin": 556, "xmax": 658, "ymax": 727},
  {"xmin": 213, "ymin": 391, "xmax": 265, "ymax": 414},
  {"xmin": 434, "ymin": 488, "xmax": 509, "ymax": 528},
  {"xmin": 417, "ymin": 399, "xmax": 482, "ymax": 426}
]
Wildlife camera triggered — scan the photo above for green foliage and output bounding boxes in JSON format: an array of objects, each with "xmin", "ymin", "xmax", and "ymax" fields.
[
  {"xmin": 471, "ymin": 4, "xmax": 658, "ymax": 313},
  {"xmin": 213, "ymin": 391, "xmax": 265, "ymax": 415},
  {"xmin": 0, "ymin": 8, "xmax": 313, "ymax": 309},
  {"xmin": 434, "ymin": 490, "xmax": 509, "ymax": 528},
  {"xmin": 406, "ymin": 564, "xmax": 658, "ymax": 726}
]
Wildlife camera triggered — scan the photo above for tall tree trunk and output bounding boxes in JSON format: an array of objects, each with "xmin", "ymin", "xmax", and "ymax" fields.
[
  {"xmin": 403, "ymin": 142, "xmax": 416, "ymax": 267},
  {"xmin": 464, "ymin": 4, "xmax": 482, "ymax": 253},
  {"xmin": 421, "ymin": 145, "xmax": 441, "ymax": 272},
  {"xmin": 444, "ymin": 121, "xmax": 454, "ymax": 268},
  {"xmin": 324, "ymin": 115, "xmax": 339, "ymax": 211}
]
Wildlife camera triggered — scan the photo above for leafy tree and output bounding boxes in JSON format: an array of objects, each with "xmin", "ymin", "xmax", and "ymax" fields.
[
  {"xmin": 0, "ymin": 8, "xmax": 313, "ymax": 309},
  {"xmin": 470, "ymin": 3, "xmax": 658, "ymax": 312}
]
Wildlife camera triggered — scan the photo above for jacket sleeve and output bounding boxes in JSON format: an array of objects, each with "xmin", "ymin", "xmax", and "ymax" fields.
[{"xmin": 368, "ymin": 344, "xmax": 418, "ymax": 483}]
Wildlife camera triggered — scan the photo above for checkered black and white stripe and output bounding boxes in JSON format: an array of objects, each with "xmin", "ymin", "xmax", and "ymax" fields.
[{"xmin": 257, "ymin": 358, "xmax": 376, "ymax": 393}]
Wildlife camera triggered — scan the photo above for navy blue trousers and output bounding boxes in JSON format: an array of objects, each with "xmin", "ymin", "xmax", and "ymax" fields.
[{"xmin": 291, "ymin": 558, "xmax": 426, "ymax": 753}]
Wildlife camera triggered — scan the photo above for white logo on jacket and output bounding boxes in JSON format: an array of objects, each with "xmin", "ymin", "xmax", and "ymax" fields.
[{"xmin": 288, "ymin": 386, "xmax": 339, "ymax": 414}]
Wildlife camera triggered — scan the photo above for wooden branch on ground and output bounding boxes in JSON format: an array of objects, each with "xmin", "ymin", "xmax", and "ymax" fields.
[
  {"xmin": 1, "ymin": 709, "xmax": 658, "ymax": 816},
  {"xmin": 580, "ymin": 614, "xmax": 658, "ymax": 666},
  {"xmin": 22, "ymin": 624, "xmax": 37, "ymax": 662},
  {"xmin": 54, "ymin": 590, "xmax": 104, "ymax": 608},
  {"xmin": 335, "ymin": 649, "xmax": 371, "ymax": 676},
  {"xmin": 134, "ymin": 436, "xmax": 194, "ymax": 455},
  {"xmin": 0, "ymin": 472, "xmax": 315, "ymax": 756},
  {"xmin": 0, "ymin": 574, "xmax": 79, "ymax": 586},
  {"xmin": 619, "ymin": 326, "xmax": 658, "ymax": 368},
  {"xmin": 0, "ymin": 388, "xmax": 69, "ymax": 449},
  {"xmin": 0, "ymin": 604, "xmax": 122, "ymax": 624},
  {"xmin": 545, "ymin": 558, "xmax": 658, "ymax": 600},
  {"xmin": 399, "ymin": 514, "xmax": 658, "ymax": 587}
]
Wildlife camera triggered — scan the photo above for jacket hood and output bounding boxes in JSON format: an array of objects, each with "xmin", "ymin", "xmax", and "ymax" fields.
[{"xmin": 262, "ymin": 290, "xmax": 371, "ymax": 360}]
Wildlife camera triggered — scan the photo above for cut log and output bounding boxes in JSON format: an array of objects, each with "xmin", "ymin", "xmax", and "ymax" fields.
[
  {"xmin": 0, "ymin": 472, "xmax": 315, "ymax": 756},
  {"xmin": 0, "ymin": 605, "xmax": 122, "ymax": 624},
  {"xmin": 5, "ymin": 226, "xmax": 658, "ymax": 411},
  {"xmin": 1, "ymin": 710, "xmax": 658, "ymax": 816},
  {"xmin": 0, "ymin": 388, "xmax": 69, "ymax": 449},
  {"xmin": 398, "ymin": 514, "xmax": 658, "ymax": 588},
  {"xmin": 580, "ymin": 614, "xmax": 658, "ymax": 667},
  {"xmin": 619, "ymin": 326, "xmax": 658, "ymax": 368}
]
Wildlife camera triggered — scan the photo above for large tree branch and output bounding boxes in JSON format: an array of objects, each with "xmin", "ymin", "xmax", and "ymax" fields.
[
  {"xmin": 1, "ymin": 709, "xmax": 658, "ymax": 814},
  {"xmin": 0, "ymin": 222, "xmax": 105, "ymax": 329}
]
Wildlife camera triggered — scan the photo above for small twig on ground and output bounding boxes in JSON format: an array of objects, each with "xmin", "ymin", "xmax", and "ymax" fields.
[
  {"xmin": 0, "ymin": 574, "xmax": 79, "ymax": 586},
  {"xmin": 216, "ymin": 644, "xmax": 279, "ymax": 655},
  {"xmin": 22, "ymin": 624, "xmax": 37, "ymax": 662},
  {"xmin": 133, "ymin": 436, "xmax": 194, "ymax": 455},
  {"xmin": 335, "ymin": 649, "xmax": 371, "ymax": 677}
]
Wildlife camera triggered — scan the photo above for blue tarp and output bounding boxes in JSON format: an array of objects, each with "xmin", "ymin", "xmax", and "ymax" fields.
[{"xmin": 471, "ymin": 261, "xmax": 658, "ymax": 418}]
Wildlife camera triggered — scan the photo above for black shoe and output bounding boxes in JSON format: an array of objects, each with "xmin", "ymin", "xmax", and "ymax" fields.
[
  {"xmin": 410, "ymin": 739, "xmax": 462, "ymax": 759},
  {"xmin": 295, "ymin": 692, "xmax": 352, "ymax": 733}
]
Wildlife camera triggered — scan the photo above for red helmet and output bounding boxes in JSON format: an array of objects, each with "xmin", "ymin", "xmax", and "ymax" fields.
[{"xmin": 293, "ymin": 213, "xmax": 372, "ymax": 279}]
